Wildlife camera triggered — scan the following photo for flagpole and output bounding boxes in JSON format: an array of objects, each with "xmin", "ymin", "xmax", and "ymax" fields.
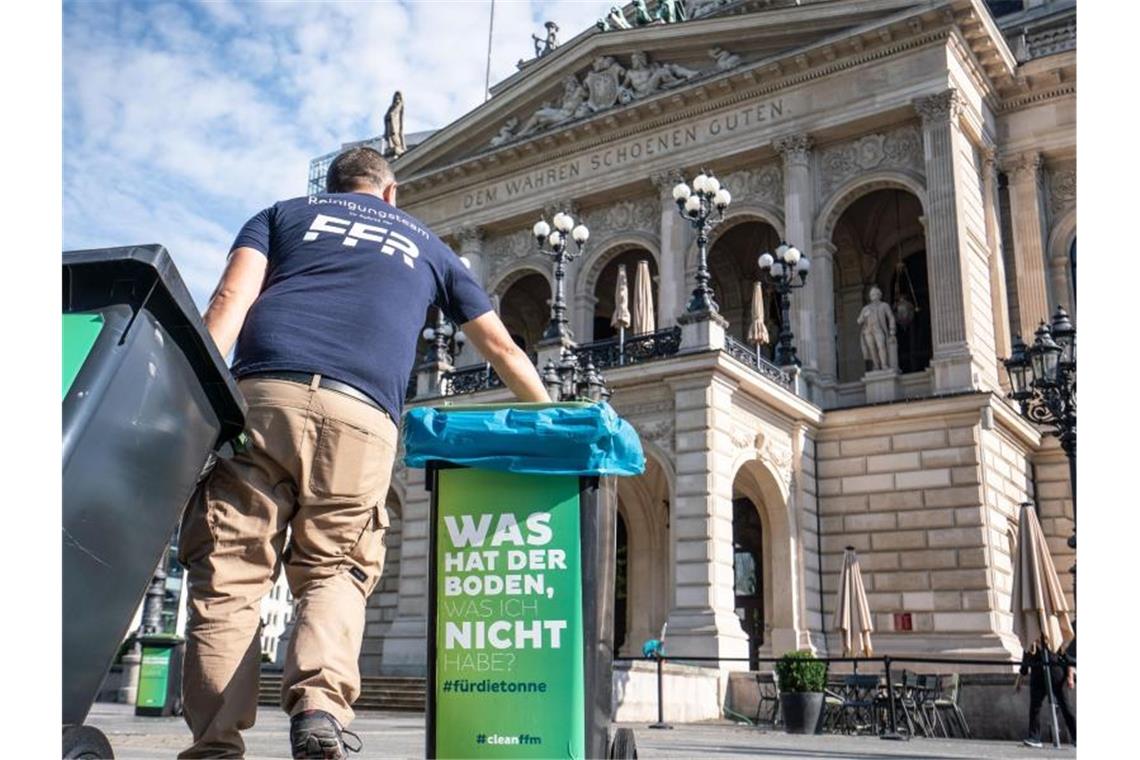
[{"xmin": 484, "ymin": 0, "xmax": 496, "ymax": 102}]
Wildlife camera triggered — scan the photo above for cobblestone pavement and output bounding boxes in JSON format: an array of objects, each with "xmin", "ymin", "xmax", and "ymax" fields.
[{"xmin": 88, "ymin": 703, "xmax": 1075, "ymax": 759}]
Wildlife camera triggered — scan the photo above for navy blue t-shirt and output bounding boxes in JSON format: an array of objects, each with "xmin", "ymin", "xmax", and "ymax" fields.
[{"xmin": 229, "ymin": 192, "xmax": 492, "ymax": 422}]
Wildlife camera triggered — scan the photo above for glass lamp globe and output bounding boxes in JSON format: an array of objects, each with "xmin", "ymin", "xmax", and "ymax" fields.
[
  {"xmin": 783, "ymin": 246, "xmax": 801, "ymax": 265},
  {"xmin": 714, "ymin": 189, "xmax": 732, "ymax": 209},
  {"xmin": 533, "ymin": 219, "xmax": 550, "ymax": 240},
  {"xmin": 572, "ymin": 225, "xmax": 589, "ymax": 244},
  {"xmin": 672, "ymin": 182, "xmax": 691, "ymax": 201},
  {"xmin": 548, "ymin": 230, "xmax": 563, "ymax": 247},
  {"xmin": 758, "ymin": 252, "xmax": 774, "ymax": 269},
  {"xmin": 684, "ymin": 195, "xmax": 702, "ymax": 216}
]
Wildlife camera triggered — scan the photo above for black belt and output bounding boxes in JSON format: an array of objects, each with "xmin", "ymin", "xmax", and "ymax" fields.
[{"xmin": 246, "ymin": 371, "xmax": 387, "ymax": 416}]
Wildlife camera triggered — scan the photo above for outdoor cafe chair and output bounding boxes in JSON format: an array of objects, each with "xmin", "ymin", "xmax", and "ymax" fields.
[
  {"xmin": 896, "ymin": 671, "xmax": 934, "ymax": 737},
  {"xmin": 829, "ymin": 674, "xmax": 882, "ymax": 735},
  {"xmin": 753, "ymin": 671, "xmax": 780, "ymax": 726},
  {"xmin": 932, "ymin": 673, "xmax": 971, "ymax": 739}
]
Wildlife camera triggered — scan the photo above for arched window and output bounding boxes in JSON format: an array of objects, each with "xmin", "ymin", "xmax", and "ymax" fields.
[
  {"xmin": 498, "ymin": 272, "xmax": 551, "ymax": 353},
  {"xmin": 593, "ymin": 250, "xmax": 658, "ymax": 341},
  {"xmin": 708, "ymin": 220, "xmax": 783, "ymax": 358}
]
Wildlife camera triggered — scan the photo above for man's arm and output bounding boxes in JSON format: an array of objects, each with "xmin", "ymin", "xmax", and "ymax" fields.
[
  {"xmin": 202, "ymin": 247, "xmax": 267, "ymax": 357},
  {"xmin": 461, "ymin": 311, "xmax": 551, "ymax": 403}
]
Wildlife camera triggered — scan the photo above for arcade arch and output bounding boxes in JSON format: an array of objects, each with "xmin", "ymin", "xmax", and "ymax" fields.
[
  {"xmin": 592, "ymin": 248, "xmax": 659, "ymax": 341},
  {"xmin": 495, "ymin": 270, "xmax": 552, "ymax": 353},
  {"xmin": 707, "ymin": 219, "xmax": 783, "ymax": 354}
]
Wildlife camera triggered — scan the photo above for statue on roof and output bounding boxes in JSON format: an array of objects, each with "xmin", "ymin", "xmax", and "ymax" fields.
[
  {"xmin": 606, "ymin": 6, "xmax": 632, "ymax": 30},
  {"xmin": 383, "ymin": 91, "xmax": 406, "ymax": 158},
  {"xmin": 690, "ymin": 0, "xmax": 728, "ymax": 19},
  {"xmin": 585, "ymin": 55, "xmax": 631, "ymax": 112},
  {"xmin": 633, "ymin": 0, "xmax": 654, "ymax": 25},
  {"xmin": 532, "ymin": 21, "xmax": 559, "ymax": 58},
  {"xmin": 655, "ymin": 0, "xmax": 687, "ymax": 23}
]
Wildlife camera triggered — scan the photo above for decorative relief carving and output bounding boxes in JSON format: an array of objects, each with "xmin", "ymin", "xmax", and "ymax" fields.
[
  {"xmin": 484, "ymin": 228, "xmax": 537, "ymax": 283},
  {"xmin": 817, "ymin": 125, "xmax": 922, "ymax": 198},
  {"xmin": 639, "ymin": 418, "xmax": 675, "ymax": 455},
  {"xmin": 580, "ymin": 197, "xmax": 658, "ymax": 239},
  {"xmin": 1048, "ymin": 165, "xmax": 1076, "ymax": 216},
  {"xmin": 755, "ymin": 429, "xmax": 794, "ymax": 485},
  {"xmin": 651, "ymin": 169, "xmax": 686, "ymax": 200},
  {"xmin": 455, "ymin": 225, "xmax": 485, "ymax": 249},
  {"xmin": 619, "ymin": 399, "xmax": 673, "ymax": 418},
  {"xmin": 720, "ymin": 163, "xmax": 784, "ymax": 208},
  {"xmin": 490, "ymin": 48, "xmax": 743, "ymax": 148},
  {"xmin": 913, "ymin": 89, "xmax": 962, "ymax": 125}
]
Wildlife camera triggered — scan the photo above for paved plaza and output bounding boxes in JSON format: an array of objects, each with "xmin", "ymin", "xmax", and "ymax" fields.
[{"xmin": 90, "ymin": 703, "xmax": 1075, "ymax": 759}]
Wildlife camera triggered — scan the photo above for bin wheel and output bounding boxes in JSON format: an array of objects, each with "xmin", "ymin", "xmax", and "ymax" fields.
[
  {"xmin": 172, "ymin": 696, "xmax": 184, "ymax": 717},
  {"xmin": 62, "ymin": 724, "xmax": 114, "ymax": 759},
  {"xmin": 609, "ymin": 727, "xmax": 638, "ymax": 758}
]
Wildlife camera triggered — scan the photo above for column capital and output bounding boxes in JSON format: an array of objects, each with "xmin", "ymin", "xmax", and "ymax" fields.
[
  {"xmin": 455, "ymin": 225, "xmax": 485, "ymax": 249},
  {"xmin": 913, "ymin": 89, "xmax": 962, "ymax": 126},
  {"xmin": 772, "ymin": 133, "xmax": 813, "ymax": 166},
  {"xmin": 650, "ymin": 168, "xmax": 686, "ymax": 200},
  {"xmin": 1000, "ymin": 151, "xmax": 1044, "ymax": 184},
  {"xmin": 812, "ymin": 239, "xmax": 837, "ymax": 261}
]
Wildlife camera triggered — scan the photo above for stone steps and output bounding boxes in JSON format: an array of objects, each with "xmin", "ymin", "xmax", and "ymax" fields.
[{"xmin": 258, "ymin": 672, "xmax": 426, "ymax": 712}]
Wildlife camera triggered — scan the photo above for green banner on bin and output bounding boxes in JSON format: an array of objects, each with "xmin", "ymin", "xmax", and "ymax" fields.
[
  {"xmin": 434, "ymin": 468, "xmax": 585, "ymax": 759},
  {"xmin": 136, "ymin": 645, "xmax": 173, "ymax": 709}
]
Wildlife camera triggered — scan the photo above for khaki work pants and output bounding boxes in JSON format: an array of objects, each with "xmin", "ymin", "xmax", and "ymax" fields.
[{"xmin": 178, "ymin": 376, "xmax": 396, "ymax": 758}]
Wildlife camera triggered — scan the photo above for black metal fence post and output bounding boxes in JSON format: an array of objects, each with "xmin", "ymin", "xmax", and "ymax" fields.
[
  {"xmin": 881, "ymin": 655, "xmax": 905, "ymax": 741},
  {"xmin": 649, "ymin": 655, "xmax": 673, "ymax": 730}
]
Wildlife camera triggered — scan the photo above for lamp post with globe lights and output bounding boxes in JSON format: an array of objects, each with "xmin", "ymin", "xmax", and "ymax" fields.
[
  {"xmin": 672, "ymin": 169, "xmax": 732, "ymax": 315},
  {"xmin": 1002, "ymin": 306, "xmax": 1076, "ymax": 556},
  {"xmin": 533, "ymin": 212, "xmax": 589, "ymax": 342},
  {"xmin": 421, "ymin": 306, "xmax": 466, "ymax": 366},
  {"xmin": 757, "ymin": 242, "xmax": 811, "ymax": 366}
]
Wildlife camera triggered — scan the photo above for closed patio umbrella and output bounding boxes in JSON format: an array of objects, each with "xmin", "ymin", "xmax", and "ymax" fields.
[
  {"xmin": 631, "ymin": 259, "xmax": 655, "ymax": 335},
  {"xmin": 833, "ymin": 546, "xmax": 874, "ymax": 657},
  {"xmin": 1011, "ymin": 502, "xmax": 1074, "ymax": 749},
  {"xmin": 747, "ymin": 281, "xmax": 770, "ymax": 363},
  {"xmin": 611, "ymin": 264, "xmax": 631, "ymax": 361}
]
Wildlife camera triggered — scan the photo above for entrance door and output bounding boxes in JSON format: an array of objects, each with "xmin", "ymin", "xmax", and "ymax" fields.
[
  {"xmin": 613, "ymin": 512, "xmax": 628, "ymax": 655},
  {"xmin": 732, "ymin": 498, "xmax": 764, "ymax": 670}
]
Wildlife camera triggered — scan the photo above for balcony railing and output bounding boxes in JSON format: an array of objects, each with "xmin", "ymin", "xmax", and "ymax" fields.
[
  {"xmin": 723, "ymin": 334, "xmax": 792, "ymax": 388},
  {"xmin": 574, "ymin": 326, "xmax": 683, "ymax": 371},
  {"xmin": 441, "ymin": 362, "xmax": 504, "ymax": 396}
]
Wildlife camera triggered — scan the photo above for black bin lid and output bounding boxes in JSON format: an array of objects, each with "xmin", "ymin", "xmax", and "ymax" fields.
[{"xmin": 63, "ymin": 244, "xmax": 246, "ymax": 443}]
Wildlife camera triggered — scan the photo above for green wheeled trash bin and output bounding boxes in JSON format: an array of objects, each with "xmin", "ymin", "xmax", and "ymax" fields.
[
  {"xmin": 403, "ymin": 402, "xmax": 644, "ymax": 759},
  {"xmin": 135, "ymin": 634, "xmax": 185, "ymax": 717},
  {"xmin": 62, "ymin": 245, "xmax": 246, "ymax": 758}
]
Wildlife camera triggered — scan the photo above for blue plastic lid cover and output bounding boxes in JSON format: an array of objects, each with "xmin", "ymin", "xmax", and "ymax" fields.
[{"xmin": 403, "ymin": 401, "xmax": 645, "ymax": 476}]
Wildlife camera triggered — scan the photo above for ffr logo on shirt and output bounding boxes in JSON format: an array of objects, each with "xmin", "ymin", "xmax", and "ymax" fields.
[{"xmin": 303, "ymin": 213, "xmax": 420, "ymax": 268}]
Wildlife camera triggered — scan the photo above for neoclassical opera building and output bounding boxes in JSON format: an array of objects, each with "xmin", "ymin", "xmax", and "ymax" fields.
[{"xmin": 345, "ymin": 0, "xmax": 1076, "ymax": 685}]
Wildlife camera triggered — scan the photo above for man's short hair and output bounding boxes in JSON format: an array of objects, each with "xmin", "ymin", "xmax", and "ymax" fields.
[{"xmin": 326, "ymin": 147, "xmax": 396, "ymax": 193}]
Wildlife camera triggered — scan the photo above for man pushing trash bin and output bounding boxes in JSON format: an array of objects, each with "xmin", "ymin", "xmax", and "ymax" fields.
[{"xmin": 178, "ymin": 146, "xmax": 550, "ymax": 759}]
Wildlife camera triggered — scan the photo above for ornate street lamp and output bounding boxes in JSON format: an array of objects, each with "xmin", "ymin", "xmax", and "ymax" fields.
[
  {"xmin": 421, "ymin": 306, "xmax": 466, "ymax": 366},
  {"xmin": 1003, "ymin": 306, "xmax": 1077, "ymax": 554},
  {"xmin": 672, "ymin": 169, "xmax": 732, "ymax": 314},
  {"xmin": 757, "ymin": 241, "xmax": 811, "ymax": 366},
  {"xmin": 534, "ymin": 212, "xmax": 589, "ymax": 341},
  {"xmin": 541, "ymin": 348, "xmax": 611, "ymax": 403}
]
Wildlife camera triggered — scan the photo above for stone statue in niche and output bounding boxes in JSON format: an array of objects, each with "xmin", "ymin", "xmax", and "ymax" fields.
[
  {"xmin": 709, "ymin": 46, "xmax": 741, "ymax": 70},
  {"xmin": 489, "ymin": 117, "xmax": 519, "ymax": 148},
  {"xmin": 517, "ymin": 75, "xmax": 589, "ymax": 137},
  {"xmin": 623, "ymin": 51, "xmax": 699, "ymax": 100},
  {"xmin": 857, "ymin": 285, "xmax": 897, "ymax": 371},
  {"xmin": 383, "ymin": 91, "xmax": 406, "ymax": 158}
]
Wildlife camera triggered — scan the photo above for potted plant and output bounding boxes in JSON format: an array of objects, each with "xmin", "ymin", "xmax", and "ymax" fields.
[{"xmin": 776, "ymin": 650, "xmax": 827, "ymax": 734}]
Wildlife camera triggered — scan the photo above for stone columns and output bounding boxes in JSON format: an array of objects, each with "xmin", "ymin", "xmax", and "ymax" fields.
[
  {"xmin": 1002, "ymin": 152, "xmax": 1051, "ymax": 341},
  {"xmin": 652, "ymin": 169, "xmax": 688, "ymax": 327},
  {"xmin": 812, "ymin": 239, "xmax": 838, "ymax": 407},
  {"xmin": 980, "ymin": 150, "xmax": 1013, "ymax": 387},
  {"xmin": 663, "ymin": 374, "xmax": 749, "ymax": 663},
  {"xmin": 380, "ymin": 465, "xmax": 430, "ymax": 675},
  {"xmin": 773, "ymin": 134, "xmax": 817, "ymax": 377},
  {"xmin": 914, "ymin": 90, "xmax": 975, "ymax": 393}
]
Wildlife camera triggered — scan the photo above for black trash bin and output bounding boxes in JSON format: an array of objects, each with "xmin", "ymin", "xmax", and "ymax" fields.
[{"xmin": 62, "ymin": 245, "xmax": 245, "ymax": 756}]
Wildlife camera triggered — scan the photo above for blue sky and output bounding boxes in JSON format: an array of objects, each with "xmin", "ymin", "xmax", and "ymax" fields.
[{"xmin": 63, "ymin": 0, "xmax": 611, "ymax": 306}]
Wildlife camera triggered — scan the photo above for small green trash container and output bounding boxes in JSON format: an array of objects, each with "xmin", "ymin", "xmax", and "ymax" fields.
[
  {"xmin": 62, "ymin": 245, "xmax": 245, "ymax": 755},
  {"xmin": 135, "ymin": 634, "xmax": 185, "ymax": 717}
]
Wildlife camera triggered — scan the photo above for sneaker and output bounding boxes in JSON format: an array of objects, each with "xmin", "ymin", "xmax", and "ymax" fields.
[
  {"xmin": 1022, "ymin": 737, "xmax": 1044, "ymax": 748},
  {"xmin": 290, "ymin": 710, "xmax": 362, "ymax": 759}
]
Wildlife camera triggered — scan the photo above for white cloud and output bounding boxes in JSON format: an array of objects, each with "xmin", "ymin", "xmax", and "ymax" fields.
[{"xmin": 64, "ymin": 0, "xmax": 610, "ymax": 307}]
